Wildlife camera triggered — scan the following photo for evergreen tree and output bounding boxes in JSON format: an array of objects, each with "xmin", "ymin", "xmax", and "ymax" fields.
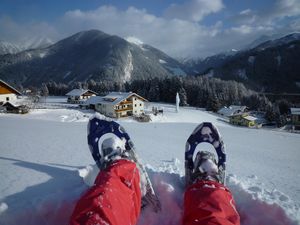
[{"xmin": 178, "ymin": 87, "xmax": 188, "ymax": 106}]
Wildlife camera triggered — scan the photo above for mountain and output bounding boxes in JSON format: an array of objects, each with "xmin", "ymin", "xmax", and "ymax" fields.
[
  {"xmin": 195, "ymin": 33, "xmax": 300, "ymax": 93},
  {"xmin": 0, "ymin": 41, "xmax": 22, "ymax": 55},
  {"xmin": 255, "ymin": 33, "xmax": 300, "ymax": 50},
  {"xmin": 23, "ymin": 37, "xmax": 54, "ymax": 50},
  {"xmin": 0, "ymin": 30, "xmax": 186, "ymax": 86},
  {"xmin": 182, "ymin": 49, "xmax": 238, "ymax": 75}
]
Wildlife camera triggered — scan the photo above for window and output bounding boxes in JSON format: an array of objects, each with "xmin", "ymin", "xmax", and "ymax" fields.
[
  {"xmin": 140, "ymin": 104, "xmax": 142, "ymax": 106},
  {"xmin": 135, "ymin": 104, "xmax": 137, "ymax": 107}
]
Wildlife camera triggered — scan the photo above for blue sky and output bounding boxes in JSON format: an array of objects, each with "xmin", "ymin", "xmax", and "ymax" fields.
[{"xmin": 1, "ymin": 0, "xmax": 300, "ymax": 57}]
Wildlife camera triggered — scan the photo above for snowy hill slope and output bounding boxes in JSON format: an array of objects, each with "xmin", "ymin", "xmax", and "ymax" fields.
[
  {"xmin": 0, "ymin": 99, "xmax": 299, "ymax": 225},
  {"xmin": 0, "ymin": 30, "xmax": 185, "ymax": 86}
]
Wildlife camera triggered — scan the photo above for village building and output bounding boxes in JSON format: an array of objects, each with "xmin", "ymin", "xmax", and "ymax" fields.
[
  {"xmin": 290, "ymin": 108, "xmax": 300, "ymax": 130},
  {"xmin": 85, "ymin": 92, "xmax": 148, "ymax": 118},
  {"xmin": 218, "ymin": 105, "xmax": 248, "ymax": 117},
  {"xmin": 2, "ymin": 102, "xmax": 29, "ymax": 114},
  {"xmin": 66, "ymin": 89, "xmax": 97, "ymax": 104},
  {"xmin": 229, "ymin": 113, "xmax": 259, "ymax": 128},
  {"xmin": 0, "ymin": 79, "xmax": 22, "ymax": 105}
]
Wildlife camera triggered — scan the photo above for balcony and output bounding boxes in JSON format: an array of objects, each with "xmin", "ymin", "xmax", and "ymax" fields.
[
  {"xmin": 120, "ymin": 100, "xmax": 133, "ymax": 105},
  {"xmin": 115, "ymin": 107, "xmax": 133, "ymax": 112}
]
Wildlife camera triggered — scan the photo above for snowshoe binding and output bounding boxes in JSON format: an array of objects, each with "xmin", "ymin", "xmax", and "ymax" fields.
[
  {"xmin": 185, "ymin": 122, "xmax": 226, "ymax": 186},
  {"xmin": 87, "ymin": 114, "xmax": 161, "ymax": 212}
]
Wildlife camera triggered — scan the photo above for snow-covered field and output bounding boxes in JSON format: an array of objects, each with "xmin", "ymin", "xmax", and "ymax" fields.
[{"xmin": 0, "ymin": 97, "xmax": 299, "ymax": 225}]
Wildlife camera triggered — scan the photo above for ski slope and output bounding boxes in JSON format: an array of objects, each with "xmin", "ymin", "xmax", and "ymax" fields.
[{"xmin": 0, "ymin": 97, "xmax": 299, "ymax": 225}]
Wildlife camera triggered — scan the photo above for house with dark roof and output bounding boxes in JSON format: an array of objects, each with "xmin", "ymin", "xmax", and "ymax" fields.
[
  {"xmin": 0, "ymin": 79, "xmax": 22, "ymax": 105},
  {"xmin": 66, "ymin": 89, "xmax": 97, "ymax": 104},
  {"xmin": 85, "ymin": 92, "xmax": 148, "ymax": 118}
]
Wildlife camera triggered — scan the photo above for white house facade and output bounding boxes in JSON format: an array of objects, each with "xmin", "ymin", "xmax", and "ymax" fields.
[
  {"xmin": 86, "ymin": 92, "xmax": 147, "ymax": 118},
  {"xmin": 0, "ymin": 80, "xmax": 22, "ymax": 105}
]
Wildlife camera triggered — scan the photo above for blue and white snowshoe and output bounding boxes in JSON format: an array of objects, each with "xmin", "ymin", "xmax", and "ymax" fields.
[
  {"xmin": 87, "ymin": 114, "xmax": 161, "ymax": 212},
  {"xmin": 185, "ymin": 122, "xmax": 226, "ymax": 185}
]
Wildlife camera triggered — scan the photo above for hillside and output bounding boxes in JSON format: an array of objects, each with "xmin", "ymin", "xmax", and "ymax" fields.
[
  {"xmin": 184, "ymin": 33, "xmax": 300, "ymax": 93},
  {"xmin": 0, "ymin": 30, "xmax": 185, "ymax": 86}
]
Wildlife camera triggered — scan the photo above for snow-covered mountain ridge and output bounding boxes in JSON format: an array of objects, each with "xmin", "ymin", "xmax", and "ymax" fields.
[
  {"xmin": 0, "ymin": 41, "xmax": 22, "ymax": 55},
  {"xmin": 0, "ymin": 30, "xmax": 185, "ymax": 86},
  {"xmin": 183, "ymin": 33, "xmax": 300, "ymax": 93}
]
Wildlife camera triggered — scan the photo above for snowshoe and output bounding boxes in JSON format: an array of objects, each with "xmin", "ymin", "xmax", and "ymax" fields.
[
  {"xmin": 87, "ymin": 114, "xmax": 161, "ymax": 212},
  {"xmin": 185, "ymin": 122, "xmax": 226, "ymax": 186}
]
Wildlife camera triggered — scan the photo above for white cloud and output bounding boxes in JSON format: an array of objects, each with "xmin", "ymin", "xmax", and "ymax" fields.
[
  {"xmin": 231, "ymin": 25, "xmax": 253, "ymax": 35},
  {"xmin": 233, "ymin": 0, "xmax": 300, "ymax": 26},
  {"xmin": 273, "ymin": 0, "xmax": 300, "ymax": 18},
  {"xmin": 57, "ymin": 5, "xmax": 223, "ymax": 57},
  {"xmin": 0, "ymin": 1, "xmax": 299, "ymax": 59},
  {"xmin": 0, "ymin": 16, "xmax": 58, "ymax": 46},
  {"xmin": 164, "ymin": 0, "xmax": 224, "ymax": 22}
]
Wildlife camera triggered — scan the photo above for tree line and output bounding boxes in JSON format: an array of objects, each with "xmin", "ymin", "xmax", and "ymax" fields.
[{"xmin": 38, "ymin": 76, "xmax": 292, "ymax": 125}]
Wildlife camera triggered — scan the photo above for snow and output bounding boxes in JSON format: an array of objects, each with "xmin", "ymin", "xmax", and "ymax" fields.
[
  {"xmin": 66, "ymin": 89, "xmax": 93, "ymax": 97},
  {"xmin": 291, "ymin": 108, "xmax": 300, "ymax": 115},
  {"xmin": 126, "ymin": 36, "xmax": 144, "ymax": 46},
  {"xmin": 244, "ymin": 115, "xmax": 257, "ymax": 121},
  {"xmin": 218, "ymin": 105, "xmax": 247, "ymax": 117},
  {"xmin": 0, "ymin": 41, "xmax": 21, "ymax": 54},
  {"xmin": 159, "ymin": 59, "xmax": 167, "ymax": 64},
  {"xmin": 0, "ymin": 97, "xmax": 300, "ymax": 225},
  {"xmin": 248, "ymin": 56, "xmax": 255, "ymax": 64},
  {"xmin": 39, "ymin": 52, "xmax": 47, "ymax": 58},
  {"xmin": 124, "ymin": 50, "xmax": 133, "ymax": 82}
]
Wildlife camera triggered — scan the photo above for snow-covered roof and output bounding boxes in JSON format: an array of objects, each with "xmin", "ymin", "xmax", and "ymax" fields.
[
  {"xmin": 85, "ymin": 92, "xmax": 147, "ymax": 106},
  {"xmin": 290, "ymin": 108, "xmax": 300, "ymax": 115},
  {"xmin": 218, "ymin": 105, "xmax": 247, "ymax": 117},
  {"xmin": 65, "ymin": 89, "xmax": 97, "ymax": 96},
  {"xmin": 0, "ymin": 79, "xmax": 22, "ymax": 96},
  {"xmin": 3, "ymin": 101, "xmax": 21, "ymax": 107},
  {"xmin": 243, "ymin": 115, "xmax": 257, "ymax": 121},
  {"xmin": 84, "ymin": 96, "xmax": 104, "ymax": 105}
]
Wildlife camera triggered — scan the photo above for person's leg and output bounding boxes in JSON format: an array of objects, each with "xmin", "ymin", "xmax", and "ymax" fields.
[
  {"xmin": 183, "ymin": 180, "xmax": 240, "ymax": 225},
  {"xmin": 70, "ymin": 159, "xmax": 141, "ymax": 225}
]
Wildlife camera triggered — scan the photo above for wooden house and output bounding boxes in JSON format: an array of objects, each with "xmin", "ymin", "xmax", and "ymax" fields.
[
  {"xmin": 66, "ymin": 89, "xmax": 97, "ymax": 104},
  {"xmin": 0, "ymin": 79, "xmax": 22, "ymax": 105},
  {"xmin": 85, "ymin": 92, "xmax": 148, "ymax": 118}
]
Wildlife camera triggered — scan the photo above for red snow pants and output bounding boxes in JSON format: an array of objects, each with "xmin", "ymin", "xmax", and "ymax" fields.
[
  {"xmin": 70, "ymin": 159, "xmax": 141, "ymax": 225},
  {"xmin": 183, "ymin": 180, "xmax": 240, "ymax": 225},
  {"xmin": 69, "ymin": 160, "xmax": 240, "ymax": 225}
]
